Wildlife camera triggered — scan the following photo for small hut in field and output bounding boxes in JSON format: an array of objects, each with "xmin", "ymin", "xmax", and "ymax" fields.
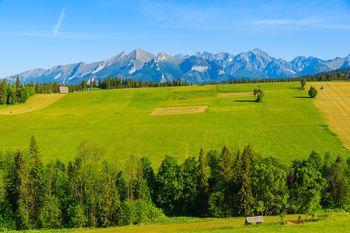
[{"xmin": 59, "ymin": 86, "xmax": 69, "ymax": 94}]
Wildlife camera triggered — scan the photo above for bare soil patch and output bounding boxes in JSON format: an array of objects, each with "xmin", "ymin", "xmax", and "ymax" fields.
[
  {"xmin": 0, "ymin": 94, "xmax": 65, "ymax": 115},
  {"xmin": 218, "ymin": 92, "xmax": 251, "ymax": 98},
  {"xmin": 151, "ymin": 105, "xmax": 208, "ymax": 116}
]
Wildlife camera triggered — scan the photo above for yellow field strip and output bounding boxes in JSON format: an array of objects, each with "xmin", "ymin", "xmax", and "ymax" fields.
[
  {"xmin": 0, "ymin": 94, "xmax": 65, "ymax": 115},
  {"xmin": 312, "ymin": 82, "xmax": 350, "ymax": 149},
  {"xmin": 151, "ymin": 106, "xmax": 208, "ymax": 116}
]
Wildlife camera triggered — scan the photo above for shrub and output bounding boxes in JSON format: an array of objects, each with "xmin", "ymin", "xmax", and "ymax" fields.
[
  {"xmin": 118, "ymin": 200, "xmax": 166, "ymax": 226},
  {"xmin": 253, "ymin": 87, "xmax": 264, "ymax": 102},
  {"xmin": 308, "ymin": 86, "xmax": 318, "ymax": 98}
]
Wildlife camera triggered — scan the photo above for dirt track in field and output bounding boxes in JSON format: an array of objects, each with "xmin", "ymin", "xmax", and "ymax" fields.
[
  {"xmin": 151, "ymin": 105, "xmax": 208, "ymax": 116},
  {"xmin": 312, "ymin": 82, "xmax": 350, "ymax": 149},
  {"xmin": 0, "ymin": 94, "xmax": 64, "ymax": 115}
]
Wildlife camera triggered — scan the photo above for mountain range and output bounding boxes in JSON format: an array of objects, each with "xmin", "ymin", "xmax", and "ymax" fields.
[{"xmin": 5, "ymin": 48, "xmax": 350, "ymax": 84}]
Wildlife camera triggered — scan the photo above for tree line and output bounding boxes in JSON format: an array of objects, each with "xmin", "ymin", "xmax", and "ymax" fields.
[
  {"xmin": 70, "ymin": 78, "xmax": 190, "ymax": 92},
  {"xmin": 0, "ymin": 78, "xmax": 34, "ymax": 105},
  {"xmin": 1, "ymin": 138, "xmax": 350, "ymax": 230},
  {"xmin": 0, "ymin": 77, "xmax": 190, "ymax": 104},
  {"xmin": 219, "ymin": 68, "xmax": 350, "ymax": 85}
]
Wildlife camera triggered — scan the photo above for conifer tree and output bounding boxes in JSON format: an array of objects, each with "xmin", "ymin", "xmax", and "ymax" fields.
[
  {"xmin": 197, "ymin": 148, "xmax": 209, "ymax": 216},
  {"xmin": 29, "ymin": 136, "xmax": 40, "ymax": 164},
  {"xmin": 239, "ymin": 145, "xmax": 255, "ymax": 216},
  {"xmin": 15, "ymin": 76, "xmax": 21, "ymax": 88},
  {"xmin": 0, "ymin": 80, "xmax": 7, "ymax": 104}
]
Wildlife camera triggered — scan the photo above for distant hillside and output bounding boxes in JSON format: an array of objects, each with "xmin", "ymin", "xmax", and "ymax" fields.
[
  {"xmin": 4, "ymin": 48, "xmax": 350, "ymax": 84},
  {"xmin": 299, "ymin": 67, "xmax": 350, "ymax": 81}
]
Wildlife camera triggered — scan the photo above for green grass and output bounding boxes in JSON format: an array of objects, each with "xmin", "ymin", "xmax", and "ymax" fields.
[
  {"xmin": 11, "ymin": 212, "xmax": 350, "ymax": 233},
  {"xmin": 0, "ymin": 82, "xmax": 348, "ymax": 166}
]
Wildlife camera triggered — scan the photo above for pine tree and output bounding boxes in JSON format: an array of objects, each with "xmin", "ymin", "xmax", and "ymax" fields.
[
  {"xmin": 140, "ymin": 157, "xmax": 156, "ymax": 202},
  {"xmin": 197, "ymin": 148, "xmax": 209, "ymax": 216},
  {"xmin": 239, "ymin": 145, "xmax": 255, "ymax": 216},
  {"xmin": 29, "ymin": 136, "xmax": 40, "ymax": 164},
  {"xmin": 0, "ymin": 80, "xmax": 7, "ymax": 104},
  {"xmin": 5, "ymin": 151, "xmax": 37, "ymax": 229},
  {"xmin": 15, "ymin": 76, "xmax": 21, "ymax": 88},
  {"xmin": 219, "ymin": 146, "xmax": 233, "ymax": 182}
]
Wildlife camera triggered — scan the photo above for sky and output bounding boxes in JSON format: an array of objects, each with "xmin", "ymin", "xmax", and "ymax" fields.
[{"xmin": 1, "ymin": 0, "xmax": 350, "ymax": 77}]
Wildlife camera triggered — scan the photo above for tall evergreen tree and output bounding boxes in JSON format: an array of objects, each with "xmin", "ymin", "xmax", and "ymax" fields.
[
  {"xmin": 140, "ymin": 157, "xmax": 156, "ymax": 202},
  {"xmin": 15, "ymin": 76, "xmax": 21, "ymax": 88},
  {"xmin": 29, "ymin": 136, "xmax": 40, "ymax": 164},
  {"xmin": 197, "ymin": 149, "xmax": 209, "ymax": 216},
  {"xmin": 0, "ymin": 80, "xmax": 7, "ymax": 104},
  {"xmin": 239, "ymin": 145, "xmax": 255, "ymax": 216}
]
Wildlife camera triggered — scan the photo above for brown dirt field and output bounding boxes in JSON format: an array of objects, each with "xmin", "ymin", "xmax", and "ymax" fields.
[
  {"xmin": 312, "ymin": 82, "xmax": 350, "ymax": 149},
  {"xmin": 151, "ymin": 105, "xmax": 208, "ymax": 116},
  {"xmin": 0, "ymin": 94, "xmax": 65, "ymax": 115},
  {"xmin": 218, "ymin": 92, "xmax": 251, "ymax": 98}
]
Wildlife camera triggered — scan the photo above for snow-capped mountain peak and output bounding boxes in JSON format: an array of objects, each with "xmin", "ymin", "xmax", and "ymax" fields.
[{"xmin": 4, "ymin": 49, "xmax": 350, "ymax": 84}]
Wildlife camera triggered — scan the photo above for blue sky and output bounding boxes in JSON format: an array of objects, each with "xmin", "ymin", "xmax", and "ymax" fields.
[{"xmin": 1, "ymin": 0, "xmax": 350, "ymax": 77}]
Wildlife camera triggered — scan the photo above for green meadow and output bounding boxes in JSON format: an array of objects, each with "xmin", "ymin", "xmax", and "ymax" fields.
[
  {"xmin": 0, "ymin": 82, "xmax": 347, "ymax": 166},
  {"xmin": 15, "ymin": 212, "xmax": 350, "ymax": 233}
]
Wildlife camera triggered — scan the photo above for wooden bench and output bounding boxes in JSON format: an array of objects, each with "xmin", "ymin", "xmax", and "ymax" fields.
[{"xmin": 245, "ymin": 216, "xmax": 264, "ymax": 225}]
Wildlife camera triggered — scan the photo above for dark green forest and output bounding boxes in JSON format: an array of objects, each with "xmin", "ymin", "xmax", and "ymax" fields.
[{"xmin": 1, "ymin": 138, "xmax": 350, "ymax": 230}]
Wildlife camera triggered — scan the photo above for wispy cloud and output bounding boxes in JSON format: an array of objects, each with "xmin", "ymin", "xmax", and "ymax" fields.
[
  {"xmin": 253, "ymin": 18, "xmax": 350, "ymax": 30},
  {"xmin": 53, "ymin": 7, "xmax": 66, "ymax": 36},
  {"xmin": 0, "ymin": 30, "xmax": 135, "ymax": 41},
  {"xmin": 254, "ymin": 18, "xmax": 324, "ymax": 26}
]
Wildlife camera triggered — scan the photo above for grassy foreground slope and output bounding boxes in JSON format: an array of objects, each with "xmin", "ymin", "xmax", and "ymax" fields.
[
  {"xmin": 0, "ymin": 82, "xmax": 347, "ymax": 165},
  {"xmin": 19, "ymin": 212, "xmax": 350, "ymax": 233}
]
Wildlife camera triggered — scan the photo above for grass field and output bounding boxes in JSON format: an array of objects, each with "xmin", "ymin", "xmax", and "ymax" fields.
[
  {"xmin": 0, "ymin": 82, "xmax": 348, "ymax": 165},
  {"xmin": 15, "ymin": 212, "xmax": 350, "ymax": 233}
]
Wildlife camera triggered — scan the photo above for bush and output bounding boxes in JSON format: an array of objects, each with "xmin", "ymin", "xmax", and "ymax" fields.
[
  {"xmin": 118, "ymin": 200, "xmax": 166, "ymax": 226},
  {"xmin": 308, "ymin": 86, "xmax": 318, "ymax": 98},
  {"xmin": 253, "ymin": 87, "xmax": 264, "ymax": 102}
]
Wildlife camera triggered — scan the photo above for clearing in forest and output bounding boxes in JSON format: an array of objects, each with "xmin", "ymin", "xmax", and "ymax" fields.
[
  {"xmin": 151, "ymin": 105, "xmax": 208, "ymax": 116},
  {"xmin": 312, "ymin": 82, "xmax": 350, "ymax": 149},
  {"xmin": 0, "ymin": 94, "xmax": 65, "ymax": 115}
]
